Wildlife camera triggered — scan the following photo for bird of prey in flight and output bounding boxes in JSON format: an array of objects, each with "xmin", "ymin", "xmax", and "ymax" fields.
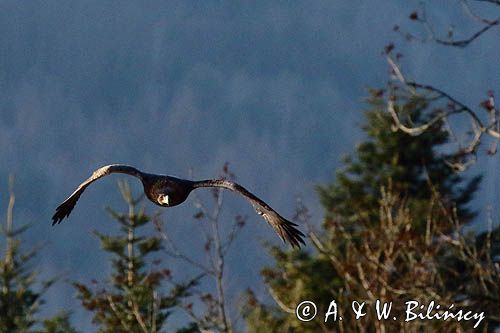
[{"xmin": 52, "ymin": 164, "xmax": 305, "ymax": 248}]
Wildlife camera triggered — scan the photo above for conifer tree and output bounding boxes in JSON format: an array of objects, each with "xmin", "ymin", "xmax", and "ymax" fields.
[
  {"xmin": 317, "ymin": 94, "xmax": 481, "ymax": 232},
  {"xmin": 0, "ymin": 176, "xmax": 78, "ymax": 333},
  {"xmin": 73, "ymin": 181, "xmax": 199, "ymax": 332},
  {"xmin": 243, "ymin": 94, "xmax": 499, "ymax": 331},
  {"xmin": 35, "ymin": 313, "xmax": 78, "ymax": 333}
]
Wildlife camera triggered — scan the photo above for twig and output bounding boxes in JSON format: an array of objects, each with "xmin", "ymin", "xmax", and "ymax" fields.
[
  {"xmin": 399, "ymin": 2, "xmax": 498, "ymax": 48},
  {"xmin": 210, "ymin": 189, "xmax": 230, "ymax": 333},
  {"xmin": 5, "ymin": 175, "xmax": 15, "ymax": 265},
  {"xmin": 267, "ymin": 285, "xmax": 295, "ymax": 314},
  {"xmin": 132, "ymin": 300, "xmax": 150, "ymax": 333},
  {"xmin": 470, "ymin": 0, "xmax": 500, "ymax": 5},
  {"xmin": 107, "ymin": 295, "xmax": 132, "ymax": 332},
  {"xmin": 156, "ymin": 219, "xmax": 214, "ymax": 274}
]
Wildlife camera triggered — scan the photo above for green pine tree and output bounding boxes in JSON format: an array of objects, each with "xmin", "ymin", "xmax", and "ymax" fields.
[
  {"xmin": 0, "ymin": 176, "xmax": 78, "ymax": 333},
  {"xmin": 35, "ymin": 312, "xmax": 78, "ymax": 333},
  {"xmin": 73, "ymin": 181, "xmax": 199, "ymax": 333},
  {"xmin": 243, "ymin": 93, "xmax": 499, "ymax": 331},
  {"xmin": 317, "ymin": 94, "xmax": 480, "ymax": 233}
]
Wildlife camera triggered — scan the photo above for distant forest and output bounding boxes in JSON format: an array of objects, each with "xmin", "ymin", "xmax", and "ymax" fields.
[{"xmin": 1, "ymin": 1, "xmax": 499, "ymax": 332}]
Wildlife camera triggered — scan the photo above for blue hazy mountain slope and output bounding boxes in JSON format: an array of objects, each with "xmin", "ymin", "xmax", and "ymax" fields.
[{"xmin": 0, "ymin": 1, "xmax": 498, "ymax": 331}]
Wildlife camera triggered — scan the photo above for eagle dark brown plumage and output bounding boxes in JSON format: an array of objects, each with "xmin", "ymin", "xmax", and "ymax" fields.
[{"xmin": 52, "ymin": 164, "xmax": 305, "ymax": 248}]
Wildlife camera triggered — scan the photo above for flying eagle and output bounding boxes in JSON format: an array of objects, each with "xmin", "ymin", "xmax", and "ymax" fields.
[{"xmin": 52, "ymin": 164, "xmax": 305, "ymax": 248}]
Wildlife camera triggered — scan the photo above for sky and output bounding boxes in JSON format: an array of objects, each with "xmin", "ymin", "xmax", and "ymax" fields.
[{"xmin": 0, "ymin": 1, "xmax": 498, "ymax": 331}]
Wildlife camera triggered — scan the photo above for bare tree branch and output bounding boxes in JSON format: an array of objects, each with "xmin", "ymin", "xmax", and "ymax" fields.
[
  {"xmin": 107, "ymin": 295, "xmax": 132, "ymax": 332},
  {"xmin": 385, "ymin": 51, "xmax": 499, "ymax": 170},
  {"xmin": 398, "ymin": 1, "xmax": 499, "ymax": 48},
  {"xmin": 156, "ymin": 164, "xmax": 244, "ymax": 332},
  {"xmin": 267, "ymin": 286, "xmax": 295, "ymax": 314},
  {"xmin": 155, "ymin": 218, "xmax": 214, "ymax": 274},
  {"xmin": 470, "ymin": 0, "xmax": 500, "ymax": 5},
  {"xmin": 461, "ymin": 0, "xmax": 499, "ymax": 24},
  {"xmin": 5, "ymin": 175, "xmax": 15, "ymax": 265},
  {"xmin": 131, "ymin": 300, "xmax": 150, "ymax": 333},
  {"xmin": 210, "ymin": 189, "xmax": 230, "ymax": 333},
  {"xmin": 434, "ymin": 19, "xmax": 499, "ymax": 48}
]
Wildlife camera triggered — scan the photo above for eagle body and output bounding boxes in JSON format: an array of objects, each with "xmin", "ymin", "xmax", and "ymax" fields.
[{"xmin": 142, "ymin": 174, "xmax": 195, "ymax": 207}]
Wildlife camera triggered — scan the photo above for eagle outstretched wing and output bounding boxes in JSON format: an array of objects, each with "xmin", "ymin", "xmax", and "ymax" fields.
[
  {"xmin": 52, "ymin": 165, "xmax": 135, "ymax": 225},
  {"xmin": 194, "ymin": 179, "xmax": 306, "ymax": 248}
]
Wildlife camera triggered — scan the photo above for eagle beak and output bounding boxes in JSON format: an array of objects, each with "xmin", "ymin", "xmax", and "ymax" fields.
[{"xmin": 159, "ymin": 194, "xmax": 169, "ymax": 205}]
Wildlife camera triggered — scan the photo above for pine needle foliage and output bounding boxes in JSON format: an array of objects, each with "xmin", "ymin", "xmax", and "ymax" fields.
[{"xmin": 0, "ymin": 176, "xmax": 77, "ymax": 333}]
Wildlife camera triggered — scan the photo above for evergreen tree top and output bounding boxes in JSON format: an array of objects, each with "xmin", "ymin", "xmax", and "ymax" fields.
[{"xmin": 318, "ymin": 93, "xmax": 481, "ymax": 230}]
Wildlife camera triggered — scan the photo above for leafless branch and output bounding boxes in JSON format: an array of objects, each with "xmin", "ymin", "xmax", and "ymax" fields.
[
  {"xmin": 131, "ymin": 300, "xmax": 150, "ymax": 333},
  {"xmin": 156, "ymin": 164, "xmax": 244, "ymax": 332},
  {"xmin": 107, "ymin": 294, "xmax": 132, "ymax": 332},
  {"xmin": 434, "ymin": 19, "xmax": 499, "ymax": 48},
  {"xmin": 385, "ymin": 52, "xmax": 499, "ymax": 170},
  {"xmin": 155, "ymin": 218, "xmax": 214, "ymax": 274},
  {"xmin": 267, "ymin": 285, "xmax": 295, "ymax": 314},
  {"xmin": 461, "ymin": 0, "xmax": 499, "ymax": 24},
  {"xmin": 210, "ymin": 189, "xmax": 230, "ymax": 333},
  {"xmin": 397, "ymin": 2, "xmax": 498, "ymax": 48},
  {"xmin": 470, "ymin": 0, "xmax": 500, "ymax": 5},
  {"xmin": 151, "ymin": 290, "xmax": 159, "ymax": 333},
  {"xmin": 221, "ymin": 215, "xmax": 246, "ymax": 256},
  {"xmin": 5, "ymin": 175, "xmax": 15, "ymax": 265}
]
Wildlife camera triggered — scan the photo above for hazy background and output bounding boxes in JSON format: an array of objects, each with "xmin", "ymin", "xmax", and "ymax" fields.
[{"xmin": 0, "ymin": 1, "xmax": 498, "ymax": 330}]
